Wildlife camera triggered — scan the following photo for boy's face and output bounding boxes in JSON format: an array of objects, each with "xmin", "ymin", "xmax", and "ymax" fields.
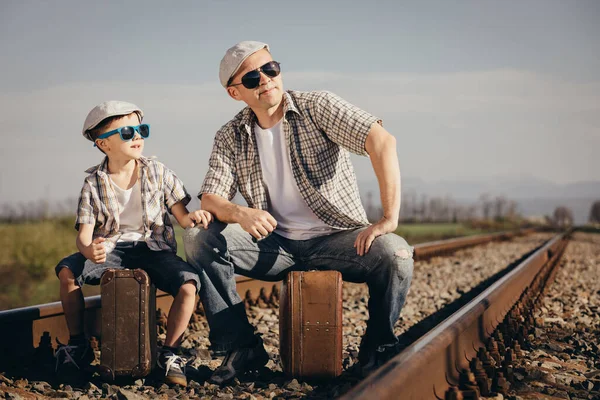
[{"xmin": 95, "ymin": 113, "xmax": 144, "ymax": 159}]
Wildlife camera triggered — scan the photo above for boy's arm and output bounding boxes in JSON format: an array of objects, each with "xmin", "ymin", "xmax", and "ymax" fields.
[
  {"xmin": 76, "ymin": 224, "xmax": 106, "ymax": 264},
  {"xmin": 171, "ymin": 201, "xmax": 213, "ymax": 229}
]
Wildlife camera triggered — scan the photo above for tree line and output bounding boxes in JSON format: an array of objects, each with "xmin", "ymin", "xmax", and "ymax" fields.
[
  {"xmin": 363, "ymin": 191, "xmax": 521, "ymax": 224},
  {"xmin": 1, "ymin": 197, "xmax": 600, "ymax": 227},
  {"xmin": 363, "ymin": 192, "xmax": 600, "ymax": 228}
]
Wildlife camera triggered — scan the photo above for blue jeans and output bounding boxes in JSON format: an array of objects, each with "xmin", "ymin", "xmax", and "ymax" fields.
[{"xmin": 184, "ymin": 222, "xmax": 413, "ymax": 352}]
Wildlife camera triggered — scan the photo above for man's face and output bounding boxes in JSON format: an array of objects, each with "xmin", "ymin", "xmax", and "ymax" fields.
[{"xmin": 227, "ymin": 49, "xmax": 284, "ymax": 110}]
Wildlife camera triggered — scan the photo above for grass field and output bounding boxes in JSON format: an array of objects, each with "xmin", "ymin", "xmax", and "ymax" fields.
[
  {"xmin": 395, "ymin": 223, "xmax": 494, "ymax": 244},
  {"xmin": 175, "ymin": 222, "xmax": 498, "ymax": 249},
  {"xmin": 0, "ymin": 218, "xmax": 504, "ymax": 311}
]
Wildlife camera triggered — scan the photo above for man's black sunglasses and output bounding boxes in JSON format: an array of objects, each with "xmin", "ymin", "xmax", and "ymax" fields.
[{"xmin": 228, "ymin": 61, "xmax": 281, "ymax": 89}]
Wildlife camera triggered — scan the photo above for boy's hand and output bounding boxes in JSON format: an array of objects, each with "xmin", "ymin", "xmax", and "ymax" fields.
[
  {"xmin": 83, "ymin": 237, "xmax": 106, "ymax": 264},
  {"xmin": 185, "ymin": 210, "xmax": 213, "ymax": 229}
]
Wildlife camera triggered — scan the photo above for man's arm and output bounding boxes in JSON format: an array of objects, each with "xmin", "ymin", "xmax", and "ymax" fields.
[
  {"xmin": 354, "ymin": 122, "xmax": 401, "ymax": 256},
  {"xmin": 202, "ymin": 193, "xmax": 277, "ymax": 240},
  {"xmin": 200, "ymin": 127, "xmax": 276, "ymax": 240}
]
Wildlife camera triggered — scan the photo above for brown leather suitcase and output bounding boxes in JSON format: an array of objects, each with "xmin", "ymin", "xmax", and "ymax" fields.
[
  {"xmin": 279, "ymin": 270, "xmax": 343, "ymax": 379},
  {"xmin": 98, "ymin": 269, "xmax": 157, "ymax": 381}
]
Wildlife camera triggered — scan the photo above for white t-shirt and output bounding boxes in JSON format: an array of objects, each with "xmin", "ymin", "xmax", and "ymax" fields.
[
  {"xmin": 254, "ymin": 119, "xmax": 338, "ymax": 240},
  {"xmin": 110, "ymin": 178, "xmax": 145, "ymax": 242}
]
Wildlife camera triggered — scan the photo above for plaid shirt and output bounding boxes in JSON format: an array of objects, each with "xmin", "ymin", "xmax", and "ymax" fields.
[
  {"xmin": 76, "ymin": 156, "xmax": 191, "ymax": 253},
  {"xmin": 200, "ymin": 90, "xmax": 380, "ymax": 229}
]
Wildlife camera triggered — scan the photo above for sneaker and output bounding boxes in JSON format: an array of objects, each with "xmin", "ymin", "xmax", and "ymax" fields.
[
  {"xmin": 357, "ymin": 342, "xmax": 402, "ymax": 378},
  {"xmin": 208, "ymin": 335, "xmax": 269, "ymax": 385},
  {"xmin": 55, "ymin": 339, "xmax": 94, "ymax": 381},
  {"xmin": 157, "ymin": 351, "xmax": 187, "ymax": 386}
]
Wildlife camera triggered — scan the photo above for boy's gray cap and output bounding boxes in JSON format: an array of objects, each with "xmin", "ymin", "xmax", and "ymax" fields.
[
  {"xmin": 219, "ymin": 41, "xmax": 270, "ymax": 88},
  {"xmin": 82, "ymin": 100, "xmax": 143, "ymax": 141}
]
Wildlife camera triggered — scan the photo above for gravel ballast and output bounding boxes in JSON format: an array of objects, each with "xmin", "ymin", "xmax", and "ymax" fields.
[
  {"xmin": 508, "ymin": 232, "xmax": 600, "ymax": 400},
  {"xmin": 0, "ymin": 232, "xmax": 558, "ymax": 399}
]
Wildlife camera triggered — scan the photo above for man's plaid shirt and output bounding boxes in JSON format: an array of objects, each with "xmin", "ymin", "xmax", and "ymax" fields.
[
  {"xmin": 76, "ymin": 156, "xmax": 191, "ymax": 253},
  {"xmin": 200, "ymin": 90, "xmax": 381, "ymax": 229}
]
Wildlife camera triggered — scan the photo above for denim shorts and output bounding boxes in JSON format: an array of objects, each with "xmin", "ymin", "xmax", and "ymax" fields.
[{"xmin": 55, "ymin": 241, "xmax": 201, "ymax": 296}]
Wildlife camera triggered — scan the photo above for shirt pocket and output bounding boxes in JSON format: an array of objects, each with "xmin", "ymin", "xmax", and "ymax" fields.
[{"xmin": 146, "ymin": 191, "xmax": 164, "ymax": 219}]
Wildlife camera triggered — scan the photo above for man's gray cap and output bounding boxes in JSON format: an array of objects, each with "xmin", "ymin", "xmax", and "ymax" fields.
[
  {"xmin": 219, "ymin": 41, "xmax": 270, "ymax": 88},
  {"xmin": 82, "ymin": 100, "xmax": 143, "ymax": 141}
]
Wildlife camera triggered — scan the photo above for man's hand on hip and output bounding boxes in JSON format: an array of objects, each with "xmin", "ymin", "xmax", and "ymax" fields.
[
  {"xmin": 239, "ymin": 208, "xmax": 278, "ymax": 241},
  {"xmin": 354, "ymin": 216, "xmax": 398, "ymax": 256}
]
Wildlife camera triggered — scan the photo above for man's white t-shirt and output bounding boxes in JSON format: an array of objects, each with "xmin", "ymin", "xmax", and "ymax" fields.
[
  {"xmin": 110, "ymin": 178, "xmax": 145, "ymax": 242},
  {"xmin": 254, "ymin": 119, "xmax": 338, "ymax": 240}
]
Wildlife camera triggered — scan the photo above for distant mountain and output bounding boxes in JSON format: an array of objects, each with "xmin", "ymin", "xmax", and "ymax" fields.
[
  {"xmin": 397, "ymin": 176, "xmax": 600, "ymax": 199},
  {"xmin": 359, "ymin": 176, "xmax": 600, "ymax": 224}
]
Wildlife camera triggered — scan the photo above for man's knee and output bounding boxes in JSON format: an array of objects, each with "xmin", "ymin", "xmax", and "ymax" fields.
[
  {"xmin": 373, "ymin": 235, "xmax": 414, "ymax": 280},
  {"xmin": 183, "ymin": 222, "xmax": 226, "ymax": 262}
]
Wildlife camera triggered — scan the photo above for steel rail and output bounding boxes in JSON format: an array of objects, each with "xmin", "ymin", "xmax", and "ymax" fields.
[
  {"xmin": 0, "ymin": 276, "xmax": 273, "ymax": 372},
  {"xmin": 340, "ymin": 231, "xmax": 568, "ymax": 400},
  {"xmin": 0, "ymin": 228, "xmax": 532, "ymax": 372}
]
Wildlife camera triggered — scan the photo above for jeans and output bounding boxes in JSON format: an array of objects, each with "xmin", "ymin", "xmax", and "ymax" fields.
[{"xmin": 183, "ymin": 221, "xmax": 413, "ymax": 352}]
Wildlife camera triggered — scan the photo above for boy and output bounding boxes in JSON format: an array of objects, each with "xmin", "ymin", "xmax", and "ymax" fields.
[{"xmin": 54, "ymin": 101, "xmax": 212, "ymax": 387}]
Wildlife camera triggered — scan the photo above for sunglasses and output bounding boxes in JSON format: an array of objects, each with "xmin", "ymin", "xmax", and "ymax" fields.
[
  {"xmin": 228, "ymin": 61, "xmax": 281, "ymax": 89},
  {"xmin": 94, "ymin": 124, "xmax": 150, "ymax": 146}
]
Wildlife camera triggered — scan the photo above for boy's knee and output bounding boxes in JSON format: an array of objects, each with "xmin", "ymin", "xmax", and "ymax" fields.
[
  {"xmin": 179, "ymin": 280, "xmax": 198, "ymax": 297},
  {"xmin": 58, "ymin": 267, "xmax": 75, "ymax": 282}
]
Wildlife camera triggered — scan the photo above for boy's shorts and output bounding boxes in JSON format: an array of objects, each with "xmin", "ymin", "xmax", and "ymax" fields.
[{"xmin": 55, "ymin": 241, "xmax": 201, "ymax": 296}]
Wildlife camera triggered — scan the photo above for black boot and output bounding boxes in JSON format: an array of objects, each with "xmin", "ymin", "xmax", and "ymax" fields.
[
  {"xmin": 358, "ymin": 341, "xmax": 403, "ymax": 378},
  {"xmin": 208, "ymin": 335, "xmax": 269, "ymax": 385}
]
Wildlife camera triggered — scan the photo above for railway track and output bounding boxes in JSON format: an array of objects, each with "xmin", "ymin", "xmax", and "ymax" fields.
[
  {"xmin": 342, "ymin": 230, "xmax": 571, "ymax": 399},
  {"xmin": 0, "ymin": 227, "xmax": 561, "ymax": 399}
]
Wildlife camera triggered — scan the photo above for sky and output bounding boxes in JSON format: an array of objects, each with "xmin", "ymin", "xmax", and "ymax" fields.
[{"xmin": 0, "ymin": 0, "xmax": 599, "ymax": 209}]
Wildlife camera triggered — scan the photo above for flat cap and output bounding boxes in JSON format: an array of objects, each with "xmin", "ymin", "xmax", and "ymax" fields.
[
  {"xmin": 82, "ymin": 100, "xmax": 143, "ymax": 141},
  {"xmin": 219, "ymin": 41, "xmax": 270, "ymax": 88}
]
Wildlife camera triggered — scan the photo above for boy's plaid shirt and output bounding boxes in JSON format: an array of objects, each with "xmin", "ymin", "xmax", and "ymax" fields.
[
  {"xmin": 76, "ymin": 156, "xmax": 191, "ymax": 253},
  {"xmin": 200, "ymin": 90, "xmax": 380, "ymax": 228}
]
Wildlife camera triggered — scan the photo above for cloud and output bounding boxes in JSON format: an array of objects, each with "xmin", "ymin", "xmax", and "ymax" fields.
[
  {"xmin": 0, "ymin": 69, "xmax": 599, "ymax": 205},
  {"xmin": 286, "ymin": 69, "xmax": 600, "ymax": 114}
]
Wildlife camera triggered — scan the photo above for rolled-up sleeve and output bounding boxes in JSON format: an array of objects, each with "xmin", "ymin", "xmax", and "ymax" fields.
[
  {"xmin": 313, "ymin": 91, "xmax": 381, "ymax": 156},
  {"xmin": 199, "ymin": 129, "xmax": 238, "ymax": 201},
  {"xmin": 163, "ymin": 165, "xmax": 191, "ymax": 210},
  {"xmin": 75, "ymin": 180, "xmax": 95, "ymax": 230}
]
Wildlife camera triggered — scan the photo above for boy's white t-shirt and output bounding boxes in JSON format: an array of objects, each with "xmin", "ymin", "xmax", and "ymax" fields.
[
  {"xmin": 110, "ymin": 178, "xmax": 145, "ymax": 242},
  {"xmin": 254, "ymin": 119, "xmax": 338, "ymax": 240}
]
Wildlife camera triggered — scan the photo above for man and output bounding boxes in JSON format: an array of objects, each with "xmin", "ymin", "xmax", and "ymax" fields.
[{"xmin": 184, "ymin": 41, "xmax": 413, "ymax": 385}]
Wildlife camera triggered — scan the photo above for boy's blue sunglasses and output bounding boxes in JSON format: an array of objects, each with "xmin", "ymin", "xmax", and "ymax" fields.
[{"xmin": 94, "ymin": 124, "xmax": 150, "ymax": 147}]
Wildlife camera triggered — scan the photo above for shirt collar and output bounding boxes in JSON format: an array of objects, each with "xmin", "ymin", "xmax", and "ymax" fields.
[
  {"xmin": 85, "ymin": 156, "xmax": 150, "ymax": 175},
  {"xmin": 238, "ymin": 91, "xmax": 304, "ymax": 134}
]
